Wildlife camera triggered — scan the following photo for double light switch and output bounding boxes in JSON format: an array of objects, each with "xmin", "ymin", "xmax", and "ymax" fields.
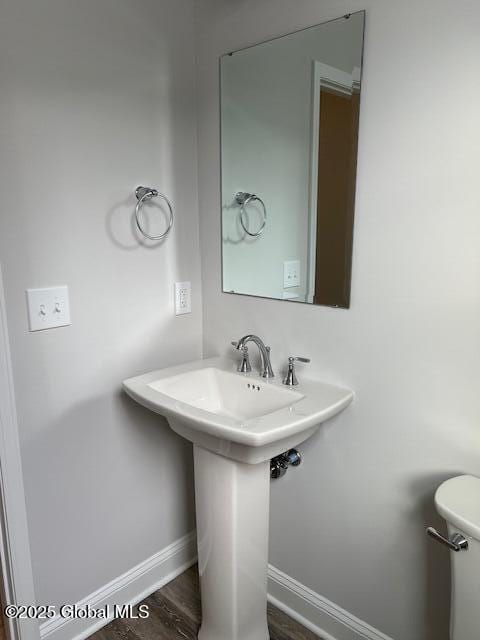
[{"xmin": 26, "ymin": 286, "xmax": 71, "ymax": 331}]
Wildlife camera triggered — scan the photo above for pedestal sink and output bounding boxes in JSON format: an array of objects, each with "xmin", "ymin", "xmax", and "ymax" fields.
[{"xmin": 123, "ymin": 356, "xmax": 353, "ymax": 640}]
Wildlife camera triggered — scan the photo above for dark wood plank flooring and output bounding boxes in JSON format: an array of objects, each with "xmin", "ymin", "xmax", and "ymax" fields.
[{"xmin": 89, "ymin": 566, "xmax": 320, "ymax": 640}]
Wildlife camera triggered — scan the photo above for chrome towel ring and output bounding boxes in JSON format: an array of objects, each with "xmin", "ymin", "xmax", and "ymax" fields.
[
  {"xmin": 135, "ymin": 186, "xmax": 174, "ymax": 241},
  {"xmin": 235, "ymin": 192, "xmax": 267, "ymax": 237}
]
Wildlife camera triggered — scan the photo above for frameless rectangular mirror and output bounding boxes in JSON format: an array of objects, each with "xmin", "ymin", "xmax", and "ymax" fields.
[{"xmin": 220, "ymin": 11, "xmax": 365, "ymax": 308}]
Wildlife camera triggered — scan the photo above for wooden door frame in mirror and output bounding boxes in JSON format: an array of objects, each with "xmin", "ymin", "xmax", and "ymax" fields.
[{"xmin": 307, "ymin": 62, "xmax": 361, "ymax": 304}]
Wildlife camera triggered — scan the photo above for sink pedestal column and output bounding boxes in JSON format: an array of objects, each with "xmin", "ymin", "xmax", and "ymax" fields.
[{"xmin": 193, "ymin": 445, "xmax": 270, "ymax": 640}]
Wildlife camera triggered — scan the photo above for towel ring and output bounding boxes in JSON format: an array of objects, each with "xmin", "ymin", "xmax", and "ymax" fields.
[
  {"xmin": 135, "ymin": 186, "xmax": 174, "ymax": 241},
  {"xmin": 235, "ymin": 192, "xmax": 267, "ymax": 237}
]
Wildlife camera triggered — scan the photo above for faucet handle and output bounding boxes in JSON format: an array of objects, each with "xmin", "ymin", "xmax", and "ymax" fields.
[{"xmin": 283, "ymin": 356, "xmax": 310, "ymax": 386}]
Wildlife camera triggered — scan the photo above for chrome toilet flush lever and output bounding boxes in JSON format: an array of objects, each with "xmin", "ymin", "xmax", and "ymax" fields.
[
  {"xmin": 283, "ymin": 356, "xmax": 310, "ymax": 386},
  {"xmin": 231, "ymin": 341, "xmax": 251, "ymax": 373},
  {"xmin": 426, "ymin": 527, "xmax": 469, "ymax": 552}
]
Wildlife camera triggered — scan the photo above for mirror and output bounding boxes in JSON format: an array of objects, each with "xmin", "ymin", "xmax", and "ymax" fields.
[{"xmin": 220, "ymin": 11, "xmax": 365, "ymax": 308}]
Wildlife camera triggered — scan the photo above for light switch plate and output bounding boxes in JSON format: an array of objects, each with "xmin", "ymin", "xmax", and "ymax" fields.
[
  {"xmin": 26, "ymin": 286, "xmax": 71, "ymax": 331},
  {"xmin": 175, "ymin": 281, "xmax": 191, "ymax": 315},
  {"xmin": 283, "ymin": 260, "xmax": 301, "ymax": 288}
]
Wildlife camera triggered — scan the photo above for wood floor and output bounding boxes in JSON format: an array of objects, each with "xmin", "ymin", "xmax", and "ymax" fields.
[{"xmin": 90, "ymin": 566, "xmax": 320, "ymax": 640}]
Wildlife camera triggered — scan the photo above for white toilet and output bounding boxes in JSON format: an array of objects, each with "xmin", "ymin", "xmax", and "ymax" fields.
[{"xmin": 432, "ymin": 475, "xmax": 480, "ymax": 640}]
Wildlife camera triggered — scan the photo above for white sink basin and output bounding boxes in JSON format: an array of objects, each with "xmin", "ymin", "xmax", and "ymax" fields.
[
  {"xmin": 123, "ymin": 356, "xmax": 353, "ymax": 463},
  {"xmin": 149, "ymin": 367, "xmax": 303, "ymax": 420},
  {"xmin": 123, "ymin": 355, "xmax": 353, "ymax": 640}
]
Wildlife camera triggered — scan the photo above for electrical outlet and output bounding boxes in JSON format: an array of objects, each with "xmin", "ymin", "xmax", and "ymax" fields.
[
  {"xmin": 26, "ymin": 286, "xmax": 71, "ymax": 331},
  {"xmin": 175, "ymin": 282, "xmax": 191, "ymax": 315},
  {"xmin": 283, "ymin": 260, "xmax": 300, "ymax": 288}
]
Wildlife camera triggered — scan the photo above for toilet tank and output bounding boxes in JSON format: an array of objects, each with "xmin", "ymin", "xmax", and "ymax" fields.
[{"xmin": 435, "ymin": 475, "xmax": 480, "ymax": 640}]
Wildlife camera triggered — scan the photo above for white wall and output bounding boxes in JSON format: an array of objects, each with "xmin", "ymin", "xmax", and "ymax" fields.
[
  {"xmin": 195, "ymin": 1, "xmax": 480, "ymax": 638},
  {"xmin": 0, "ymin": 0, "xmax": 201, "ymax": 608},
  {"xmin": 221, "ymin": 14, "xmax": 363, "ymax": 302}
]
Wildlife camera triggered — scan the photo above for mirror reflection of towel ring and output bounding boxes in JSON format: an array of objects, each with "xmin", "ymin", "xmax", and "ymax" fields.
[
  {"xmin": 235, "ymin": 192, "xmax": 267, "ymax": 237},
  {"xmin": 135, "ymin": 186, "xmax": 174, "ymax": 241}
]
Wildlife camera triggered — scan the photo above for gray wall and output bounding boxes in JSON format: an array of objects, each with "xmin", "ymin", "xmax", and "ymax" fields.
[
  {"xmin": 196, "ymin": 0, "xmax": 480, "ymax": 638},
  {"xmin": 0, "ymin": 0, "xmax": 201, "ymax": 607}
]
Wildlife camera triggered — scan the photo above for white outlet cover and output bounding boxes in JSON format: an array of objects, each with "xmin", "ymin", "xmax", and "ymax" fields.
[
  {"xmin": 175, "ymin": 281, "xmax": 191, "ymax": 315},
  {"xmin": 26, "ymin": 286, "xmax": 71, "ymax": 331}
]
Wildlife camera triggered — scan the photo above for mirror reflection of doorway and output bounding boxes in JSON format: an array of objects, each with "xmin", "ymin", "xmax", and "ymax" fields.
[{"xmin": 314, "ymin": 86, "xmax": 360, "ymax": 307}]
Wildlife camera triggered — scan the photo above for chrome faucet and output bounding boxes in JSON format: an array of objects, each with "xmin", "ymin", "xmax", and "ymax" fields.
[{"xmin": 235, "ymin": 334, "xmax": 274, "ymax": 378}]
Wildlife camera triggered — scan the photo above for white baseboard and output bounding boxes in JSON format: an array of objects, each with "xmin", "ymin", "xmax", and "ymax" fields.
[
  {"xmin": 268, "ymin": 565, "xmax": 394, "ymax": 640},
  {"xmin": 39, "ymin": 532, "xmax": 392, "ymax": 640},
  {"xmin": 40, "ymin": 531, "xmax": 197, "ymax": 640}
]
